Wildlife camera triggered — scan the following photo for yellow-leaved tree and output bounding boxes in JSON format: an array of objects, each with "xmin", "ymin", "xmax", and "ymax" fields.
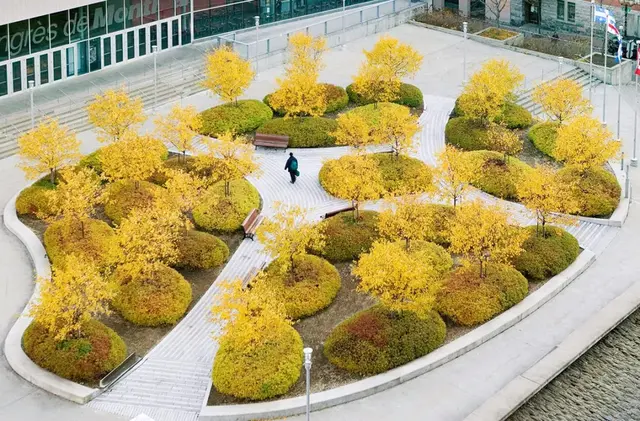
[
  {"xmin": 203, "ymin": 45, "xmax": 254, "ymax": 104},
  {"xmin": 448, "ymin": 200, "xmax": 527, "ymax": 277},
  {"xmin": 195, "ymin": 130, "xmax": 259, "ymax": 196},
  {"xmin": 487, "ymin": 123, "xmax": 523, "ymax": 162},
  {"xmin": 46, "ymin": 167, "xmax": 103, "ymax": 237},
  {"xmin": 554, "ymin": 115, "xmax": 620, "ymax": 174},
  {"xmin": 371, "ymin": 105, "xmax": 420, "ymax": 157},
  {"xmin": 257, "ymin": 203, "xmax": 325, "ymax": 276},
  {"xmin": 353, "ymin": 240, "xmax": 446, "ymax": 318},
  {"xmin": 518, "ymin": 164, "xmax": 578, "ymax": 236},
  {"xmin": 331, "ymin": 112, "xmax": 372, "ymax": 151},
  {"xmin": 352, "ymin": 35, "xmax": 423, "ymax": 105},
  {"xmin": 18, "ymin": 117, "xmax": 81, "ymax": 183},
  {"xmin": 378, "ymin": 195, "xmax": 436, "ymax": 249},
  {"xmin": 164, "ymin": 168, "xmax": 207, "ymax": 213},
  {"xmin": 269, "ymin": 33, "xmax": 327, "ymax": 117},
  {"xmin": 154, "ymin": 104, "xmax": 202, "ymax": 161},
  {"xmin": 30, "ymin": 254, "xmax": 116, "ymax": 341},
  {"xmin": 434, "ymin": 145, "xmax": 478, "ymax": 207},
  {"xmin": 100, "ymin": 132, "xmax": 166, "ymax": 187},
  {"xmin": 324, "ymin": 154, "xmax": 385, "ymax": 220},
  {"xmin": 87, "ymin": 87, "xmax": 146, "ymax": 143},
  {"xmin": 457, "ymin": 59, "xmax": 524, "ymax": 125},
  {"xmin": 532, "ymin": 78, "xmax": 592, "ymax": 123}
]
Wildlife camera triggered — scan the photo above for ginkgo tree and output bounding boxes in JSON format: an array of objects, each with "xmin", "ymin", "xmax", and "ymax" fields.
[
  {"xmin": 378, "ymin": 195, "xmax": 436, "ymax": 249},
  {"xmin": 448, "ymin": 200, "xmax": 527, "ymax": 278},
  {"xmin": 203, "ymin": 45, "xmax": 255, "ymax": 104},
  {"xmin": 18, "ymin": 117, "xmax": 81, "ymax": 184},
  {"xmin": 195, "ymin": 130, "xmax": 259, "ymax": 196},
  {"xmin": 29, "ymin": 254, "xmax": 116, "ymax": 341},
  {"xmin": 331, "ymin": 112, "xmax": 372, "ymax": 151},
  {"xmin": 487, "ymin": 123, "xmax": 523, "ymax": 162},
  {"xmin": 155, "ymin": 104, "xmax": 202, "ymax": 161},
  {"xmin": 532, "ymin": 78, "xmax": 592, "ymax": 123},
  {"xmin": 100, "ymin": 132, "xmax": 166, "ymax": 187},
  {"xmin": 257, "ymin": 203, "xmax": 325, "ymax": 276},
  {"xmin": 554, "ymin": 115, "xmax": 620, "ymax": 174},
  {"xmin": 87, "ymin": 87, "xmax": 146, "ymax": 143},
  {"xmin": 164, "ymin": 168, "xmax": 207, "ymax": 213},
  {"xmin": 371, "ymin": 105, "xmax": 420, "ymax": 157},
  {"xmin": 434, "ymin": 145, "xmax": 478, "ymax": 207}
]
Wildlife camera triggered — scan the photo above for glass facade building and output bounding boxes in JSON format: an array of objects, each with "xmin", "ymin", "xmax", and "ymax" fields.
[{"xmin": 0, "ymin": 0, "xmax": 368, "ymax": 97}]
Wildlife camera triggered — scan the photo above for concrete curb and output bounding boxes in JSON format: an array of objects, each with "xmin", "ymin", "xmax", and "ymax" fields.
[
  {"xmin": 463, "ymin": 277, "xmax": 640, "ymax": 421},
  {"xmin": 2, "ymin": 192, "xmax": 100, "ymax": 404},
  {"xmin": 199, "ymin": 251, "xmax": 596, "ymax": 420}
]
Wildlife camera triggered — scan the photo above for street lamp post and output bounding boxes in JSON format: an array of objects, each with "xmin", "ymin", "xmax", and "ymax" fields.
[
  {"xmin": 463, "ymin": 21, "xmax": 468, "ymax": 84},
  {"xmin": 303, "ymin": 347, "xmax": 313, "ymax": 421},
  {"xmin": 152, "ymin": 45, "xmax": 158, "ymax": 111},
  {"xmin": 254, "ymin": 16, "xmax": 260, "ymax": 76},
  {"xmin": 29, "ymin": 80, "xmax": 35, "ymax": 129}
]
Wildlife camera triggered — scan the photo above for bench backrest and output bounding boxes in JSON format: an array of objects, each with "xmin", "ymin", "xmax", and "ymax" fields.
[
  {"xmin": 324, "ymin": 206, "xmax": 355, "ymax": 219},
  {"xmin": 242, "ymin": 209, "xmax": 259, "ymax": 230},
  {"xmin": 254, "ymin": 133, "xmax": 289, "ymax": 145}
]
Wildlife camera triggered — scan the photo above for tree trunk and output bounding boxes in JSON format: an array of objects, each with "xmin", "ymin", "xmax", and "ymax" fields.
[
  {"xmin": 49, "ymin": 168, "xmax": 55, "ymax": 184},
  {"xmin": 80, "ymin": 219, "xmax": 85, "ymax": 239},
  {"xmin": 225, "ymin": 180, "xmax": 231, "ymax": 197},
  {"xmin": 354, "ymin": 201, "xmax": 360, "ymax": 221},
  {"xmin": 182, "ymin": 150, "xmax": 186, "ymax": 163},
  {"xmin": 479, "ymin": 260, "xmax": 485, "ymax": 278},
  {"xmin": 405, "ymin": 237, "xmax": 411, "ymax": 250},
  {"xmin": 453, "ymin": 195, "xmax": 458, "ymax": 208}
]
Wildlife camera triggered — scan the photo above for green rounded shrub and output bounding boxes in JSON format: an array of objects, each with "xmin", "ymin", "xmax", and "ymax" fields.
[
  {"xmin": 264, "ymin": 254, "xmax": 341, "ymax": 319},
  {"xmin": 408, "ymin": 240, "xmax": 454, "ymax": 274},
  {"xmin": 44, "ymin": 219, "xmax": 115, "ymax": 267},
  {"xmin": 371, "ymin": 153, "xmax": 433, "ymax": 195},
  {"xmin": 437, "ymin": 263, "xmax": 528, "ymax": 326},
  {"xmin": 23, "ymin": 319, "xmax": 126, "ymax": 382},
  {"xmin": 199, "ymin": 99, "xmax": 273, "ymax": 136},
  {"xmin": 113, "ymin": 264, "xmax": 192, "ymax": 326},
  {"xmin": 104, "ymin": 180, "xmax": 169, "ymax": 225},
  {"xmin": 324, "ymin": 306, "xmax": 446, "ymax": 375},
  {"xmin": 193, "ymin": 179, "xmax": 260, "ymax": 232},
  {"xmin": 463, "ymin": 150, "xmax": 533, "ymax": 200},
  {"xmin": 346, "ymin": 83, "xmax": 424, "ymax": 109},
  {"xmin": 346, "ymin": 102, "xmax": 408, "ymax": 127},
  {"xmin": 16, "ymin": 184, "xmax": 55, "ymax": 217},
  {"xmin": 557, "ymin": 166, "xmax": 621, "ymax": 217},
  {"xmin": 445, "ymin": 117, "xmax": 491, "ymax": 150},
  {"xmin": 175, "ymin": 230, "xmax": 230, "ymax": 270},
  {"xmin": 257, "ymin": 117, "xmax": 338, "ymax": 147},
  {"xmin": 513, "ymin": 226, "xmax": 580, "ymax": 281},
  {"xmin": 495, "ymin": 102, "xmax": 533, "ymax": 129},
  {"xmin": 213, "ymin": 321, "xmax": 302, "ymax": 400},
  {"xmin": 528, "ymin": 122, "xmax": 559, "ymax": 158},
  {"xmin": 318, "ymin": 210, "xmax": 380, "ymax": 262}
]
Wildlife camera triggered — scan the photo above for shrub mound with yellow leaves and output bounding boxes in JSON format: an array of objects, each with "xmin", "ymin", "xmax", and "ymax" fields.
[
  {"xmin": 371, "ymin": 153, "xmax": 433, "ymax": 195},
  {"xmin": 513, "ymin": 226, "xmax": 580, "ymax": 281},
  {"xmin": 22, "ymin": 319, "xmax": 126, "ymax": 382},
  {"xmin": 257, "ymin": 117, "xmax": 338, "ymax": 148},
  {"xmin": 437, "ymin": 263, "xmax": 528, "ymax": 326},
  {"xmin": 148, "ymin": 155, "xmax": 200, "ymax": 185},
  {"xmin": 113, "ymin": 264, "xmax": 193, "ymax": 326},
  {"xmin": 316, "ymin": 210, "xmax": 380, "ymax": 262},
  {"xmin": 199, "ymin": 99, "xmax": 273, "ymax": 137},
  {"xmin": 44, "ymin": 218, "xmax": 115, "ymax": 267},
  {"xmin": 175, "ymin": 230, "xmax": 230, "ymax": 270},
  {"xmin": 263, "ymin": 254, "xmax": 341, "ymax": 320},
  {"xmin": 344, "ymin": 102, "xmax": 409, "ymax": 126},
  {"xmin": 193, "ymin": 179, "xmax": 260, "ymax": 232},
  {"xmin": 104, "ymin": 180, "xmax": 169, "ymax": 225},
  {"xmin": 527, "ymin": 122, "xmax": 559, "ymax": 158},
  {"xmin": 324, "ymin": 305, "xmax": 446, "ymax": 375},
  {"xmin": 463, "ymin": 150, "xmax": 533, "ymax": 200},
  {"xmin": 445, "ymin": 116, "xmax": 491, "ymax": 150},
  {"xmin": 264, "ymin": 83, "xmax": 349, "ymax": 116},
  {"xmin": 16, "ymin": 183, "xmax": 55, "ymax": 218},
  {"xmin": 557, "ymin": 166, "xmax": 620, "ymax": 217},
  {"xmin": 346, "ymin": 83, "xmax": 424, "ymax": 109},
  {"xmin": 452, "ymin": 101, "xmax": 532, "ymax": 130},
  {"xmin": 212, "ymin": 320, "xmax": 303, "ymax": 400}
]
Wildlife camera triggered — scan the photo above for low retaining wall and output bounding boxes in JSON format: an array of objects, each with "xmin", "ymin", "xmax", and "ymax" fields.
[
  {"xmin": 199, "ymin": 251, "xmax": 596, "ymax": 421},
  {"xmin": 575, "ymin": 161, "xmax": 631, "ymax": 227},
  {"xmin": 2, "ymin": 193, "xmax": 100, "ymax": 404}
]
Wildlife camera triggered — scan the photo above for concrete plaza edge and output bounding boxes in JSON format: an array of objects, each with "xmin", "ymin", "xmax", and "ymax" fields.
[{"xmin": 198, "ymin": 251, "xmax": 595, "ymax": 421}]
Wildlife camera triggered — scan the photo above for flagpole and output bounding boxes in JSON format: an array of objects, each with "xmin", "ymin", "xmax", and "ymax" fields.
[
  {"xmin": 633, "ymin": 74, "xmax": 638, "ymax": 167},
  {"xmin": 603, "ymin": 26, "xmax": 608, "ymax": 124},
  {"xmin": 590, "ymin": 0, "xmax": 595, "ymax": 102},
  {"xmin": 618, "ymin": 46, "xmax": 622, "ymax": 139}
]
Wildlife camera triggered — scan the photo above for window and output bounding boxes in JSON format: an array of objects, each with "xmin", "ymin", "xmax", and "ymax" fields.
[
  {"xmin": 0, "ymin": 25, "xmax": 7, "ymax": 62},
  {"xmin": 40, "ymin": 54, "xmax": 49, "ymax": 84},
  {"xmin": 104, "ymin": 37, "xmax": 112, "ymax": 66},
  {"xmin": 557, "ymin": 0, "xmax": 575, "ymax": 23},
  {"xmin": 50, "ymin": 11, "xmax": 70, "ymax": 49},
  {"xmin": 127, "ymin": 30, "xmax": 135, "ymax": 59},
  {"xmin": 0, "ymin": 65, "xmax": 7, "ymax": 96},
  {"xmin": 556, "ymin": 0, "xmax": 564, "ymax": 20},
  {"xmin": 30, "ymin": 15, "xmax": 50, "ymax": 53},
  {"xmin": 9, "ymin": 20, "xmax": 30, "ymax": 58},
  {"xmin": 89, "ymin": 3, "xmax": 108, "ymax": 38},
  {"xmin": 567, "ymin": 2, "xmax": 575, "ymax": 23},
  {"xmin": 12, "ymin": 61, "xmax": 21, "ymax": 92},
  {"xmin": 53, "ymin": 50, "xmax": 62, "ymax": 81},
  {"xmin": 108, "ymin": 0, "xmax": 126, "ymax": 32},
  {"xmin": 69, "ymin": 6, "xmax": 89, "ymax": 42}
]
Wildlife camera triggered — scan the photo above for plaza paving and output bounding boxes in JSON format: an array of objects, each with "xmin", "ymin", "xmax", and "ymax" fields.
[{"xmin": 0, "ymin": 23, "xmax": 638, "ymax": 421}]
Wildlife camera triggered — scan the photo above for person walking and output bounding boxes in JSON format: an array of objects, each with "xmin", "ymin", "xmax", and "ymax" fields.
[{"xmin": 284, "ymin": 152, "xmax": 299, "ymax": 184}]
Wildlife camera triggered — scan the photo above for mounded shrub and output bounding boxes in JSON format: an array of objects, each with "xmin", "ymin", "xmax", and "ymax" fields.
[
  {"xmin": 371, "ymin": 153, "xmax": 433, "ymax": 195},
  {"xmin": 263, "ymin": 254, "xmax": 341, "ymax": 319},
  {"xmin": 175, "ymin": 230, "xmax": 230, "ymax": 270},
  {"xmin": 104, "ymin": 180, "xmax": 169, "ymax": 225},
  {"xmin": 463, "ymin": 150, "xmax": 533, "ymax": 200},
  {"xmin": 317, "ymin": 210, "xmax": 380, "ymax": 262},
  {"xmin": 264, "ymin": 83, "xmax": 349, "ymax": 116},
  {"xmin": 346, "ymin": 83, "xmax": 424, "ymax": 109},
  {"xmin": 149, "ymin": 155, "xmax": 200, "ymax": 185},
  {"xmin": 257, "ymin": 117, "xmax": 338, "ymax": 147},
  {"xmin": 445, "ymin": 117, "xmax": 491, "ymax": 150},
  {"xmin": 428, "ymin": 204, "xmax": 455, "ymax": 247},
  {"xmin": 513, "ymin": 226, "xmax": 580, "ymax": 281},
  {"xmin": 22, "ymin": 319, "xmax": 126, "ymax": 382},
  {"xmin": 113, "ymin": 264, "xmax": 193, "ymax": 326},
  {"xmin": 437, "ymin": 263, "xmax": 529, "ymax": 326},
  {"xmin": 213, "ymin": 321, "xmax": 303, "ymax": 400},
  {"xmin": 193, "ymin": 179, "xmax": 260, "ymax": 232},
  {"xmin": 16, "ymin": 184, "xmax": 55, "ymax": 217},
  {"xmin": 528, "ymin": 122, "xmax": 559, "ymax": 159},
  {"xmin": 495, "ymin": 102, "xmax": 533, "ymax": 129},
  {"xmin": 557, "ymin": 166, "xmax": 621, "ymax": 217},
  {"xmin": 77, "ymin": 149, "xmax": 104, "ymax": 175},
  {"xmin": 324, "ymin": 306, "xmax": 446, "ymax": 375},
  {"xmin": 199, "ymin": 99, "xmax": 273, "ymax": 137},
  {"xmin": 345, "ymin": 102, "xmax": 409, "ymax": 127},
  {"xmin": 44, "ymin": 218, "xmax": 115, "ymax": 267}
]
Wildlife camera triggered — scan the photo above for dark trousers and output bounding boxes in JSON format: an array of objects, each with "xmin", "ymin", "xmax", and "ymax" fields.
[{"xmin": 289, "ymin": 170, "xmax": 297, "ymax": 183}]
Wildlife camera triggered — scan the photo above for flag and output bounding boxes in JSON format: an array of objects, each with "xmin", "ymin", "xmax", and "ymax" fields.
[
  {"xmin": 616, "ymin": 38, "xmax": 623, "ymax": 63},
  {"xmin": 635, "ymin": 45, "xmax": 640, "ymax": 75},
  {"xmin": 594, "ymin": 5, "xmax": 608, "ymax": 24},
  {"xmin": 607, "ymin": 13, "xmax": 621, "ymax": 38}
]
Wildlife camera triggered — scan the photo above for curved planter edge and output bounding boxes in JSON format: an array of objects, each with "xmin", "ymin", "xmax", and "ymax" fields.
[{"xmin": 199, "ymin": 250, "xmax": 596, "ymax": 421}]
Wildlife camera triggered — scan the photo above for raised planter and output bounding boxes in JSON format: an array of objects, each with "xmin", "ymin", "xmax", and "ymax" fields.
[
  {"xmin": 470, "ymin": 28, "xmax": 524, "ymax": 47},
  {"xmin": 575, "ymin": 52, "xmax": 634, "ymax": 85}
]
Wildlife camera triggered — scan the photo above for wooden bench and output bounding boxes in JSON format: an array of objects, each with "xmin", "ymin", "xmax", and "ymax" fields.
[
  {"xmin": 99, "ymin": 353, "xmax": 142, "ymax": 389},
  {"xmin": 242, "ymin": 208, "xmax": 264, "ymax": 240},
  {"xmin": 254, "ymin": 133, "xmax": 289, "ymax": 150},
  {"xmin": 323, "ymin": 206, "xmax": 355, "ymax": 219}
]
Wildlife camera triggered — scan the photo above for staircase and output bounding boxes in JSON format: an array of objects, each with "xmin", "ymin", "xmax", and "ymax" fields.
[{"xmin": 516, "ymin": 67, "xmax": 601, "ymax": 116}]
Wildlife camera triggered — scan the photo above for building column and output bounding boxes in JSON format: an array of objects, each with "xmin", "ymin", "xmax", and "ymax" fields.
[
  {"xmin": 459, "ymin": 0, "xmax": 470, "ymax": 17},
  {"xmin": 432, "ymin": 0, "xmax": 444, "ymax": 11}
]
